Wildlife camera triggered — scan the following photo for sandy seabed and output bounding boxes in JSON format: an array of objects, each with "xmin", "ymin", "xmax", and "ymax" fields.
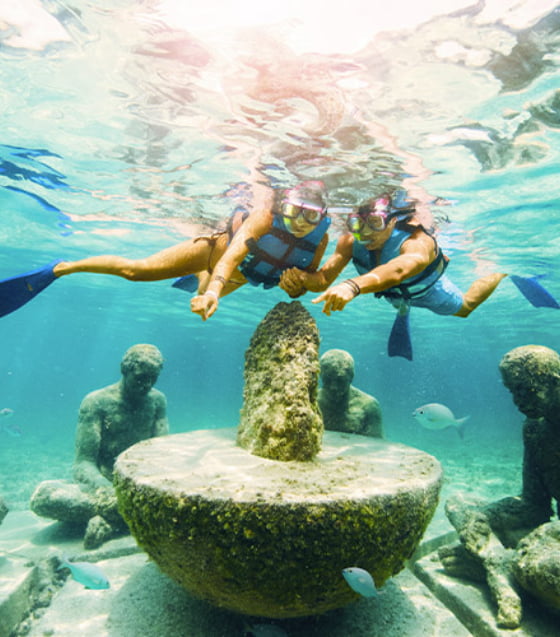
[{"xmin": 0, "ymin": 424, "xmax": 533, "ymax": 637}]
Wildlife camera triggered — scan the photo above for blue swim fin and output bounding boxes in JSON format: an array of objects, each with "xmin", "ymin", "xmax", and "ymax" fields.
[
  {"xmin": 510, "ymin": 275, "xmax": 560, "ymax": 309},
  {"xmin": 0, "ymin": 260, "xmax": 62, "ymax": 317},
  {"xmin": 172, "ymin": 274, "xmax": 199, "ymax": 293},
  {"xmin": 388, "ymin": 308, "xmax": 413, "ymax": 361}
]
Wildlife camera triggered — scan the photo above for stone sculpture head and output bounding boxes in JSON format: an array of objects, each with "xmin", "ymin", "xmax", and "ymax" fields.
[
  {"xmin": 120, "ymin": 344, "xmax": 164, "ymax": 399},
  {"xmin": 499, "ymin": 345, "xmax": 560, "ymax": 420},
  {"xmin": 320, "ymin": 349, "xmax": 355, "ymax": 394}
]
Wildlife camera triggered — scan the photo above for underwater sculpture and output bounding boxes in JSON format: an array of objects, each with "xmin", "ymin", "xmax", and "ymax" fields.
[
  {"xmin": 237, "ymin": 301, "xmax": 323, "ymax": 461},
  {"xmin": 30, "ymin": 344, "xmax": 168, "ymax": 549},
  {"xmin": 0, "ymin": 496, "xmax": 7, "ymax": 527},
  {"xmin": 439, "ymin": 345, "xmax": 560, "ymax": 627},
  {"xmin": 318, "ymin": 348, "xmax": 383, "ymax": 437},
  {"xmin": 114, "ymin": 301, "xmax": 442, "ymax": 618}
]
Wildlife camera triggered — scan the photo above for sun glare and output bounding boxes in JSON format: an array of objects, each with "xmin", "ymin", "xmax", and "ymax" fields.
[{"xmin": 154, "ymin": 0, "xmax": 478, "ymax": 55}]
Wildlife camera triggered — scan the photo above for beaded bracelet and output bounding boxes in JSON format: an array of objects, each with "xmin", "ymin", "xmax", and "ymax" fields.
[
  {"xmin": 205, "ymin": 290, "xmax": 219, "ymax": 301},
  {"xmin": 342, "ymin": 279, "xmax": 361, "ymax": 297}
]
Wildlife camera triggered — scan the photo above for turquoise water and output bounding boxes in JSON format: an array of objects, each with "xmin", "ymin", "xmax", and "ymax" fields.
[{"xmin": 0, "ymin": 1, "xmax": 559, "ymax": 511}]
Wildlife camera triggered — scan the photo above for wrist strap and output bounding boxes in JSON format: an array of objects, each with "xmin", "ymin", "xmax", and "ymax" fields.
[
  {"xmin": 205, "ymin": 290, "xmax": 219, "ymax": 301},
  {"xmin": 342, "ymin": 279, "xmax": 361, "ymax": 297}
]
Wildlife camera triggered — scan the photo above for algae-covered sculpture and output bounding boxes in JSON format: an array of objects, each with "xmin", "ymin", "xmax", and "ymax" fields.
[
  {"xmin": 439, "ymin": 344, "xmax": 560, "ymax": 628},
  {"xmin": 114, "ymin": 301, "xmax": 442, "ymax": 618},
  {"xmin": 0, "ymin": 495, "xmax": 8, "ymax": 527},
  {"xmin": 512, "ymin": 520, "xmax": 560, "ymax": 613},
  {"xmin": 30, "ymin": 344, "xmax": 168, "ymax": 549},
  {"xmin": 319, "ymin": 348, "xmax": 383, "ymax": 437},
  {"xmin": 238, "ymin": 301, "xmax": 323, "ymax": 461}
]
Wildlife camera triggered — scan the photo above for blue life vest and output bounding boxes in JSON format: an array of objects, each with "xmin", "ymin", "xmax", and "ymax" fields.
[
  {"xmin": 240, "ymin": 215, "xmax": 330, "ymax": 288},
  {"xmin": 351, "ymin": 223, "xmax": 448, "ymax": 300}
]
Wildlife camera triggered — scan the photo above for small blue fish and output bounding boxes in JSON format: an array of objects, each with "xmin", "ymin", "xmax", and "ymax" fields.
[
  {"xmin": 342, "ymin": 566, "xmax": 377, "ymax": 598},
  {"xmin": 0, "ymin": 408, "xmax": 14, "ymax": 417},
  {"xmin": 412, "ymin": 403, "xmax": 469, "ymax": 438},
  {"xmin": 58, "ymin": 555, "xmax": 110, "ymax": 590}
]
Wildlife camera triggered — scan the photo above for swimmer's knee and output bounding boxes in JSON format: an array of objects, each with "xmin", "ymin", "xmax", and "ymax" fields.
[
  {"xmin": 454, "ymin": 305, "xmax": 472, "ymax": 318},
  {"xmin": 120, "ymin": 260, "xmax": 150, "ymax": 280}
]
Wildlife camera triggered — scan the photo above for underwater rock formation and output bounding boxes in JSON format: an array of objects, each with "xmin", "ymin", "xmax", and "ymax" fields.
[
  {"xmin": 237, "ymin": 301, "xmax": 323, "ymax": 461},
  {"xmin": 512, "ymin": 521, "xmax": 560, "ymax": 613},
  {"xmin": 114, "ymin": 428, "xmax": 442, "ymax": 618}
]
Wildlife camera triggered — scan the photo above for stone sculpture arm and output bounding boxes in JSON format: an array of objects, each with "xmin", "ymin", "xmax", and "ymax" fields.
[
  {"xmin": 152, "ymin": 393, "xmax": 170, "ymax": 437},
  {"xmin": 73, "ymin": 394, "xmax": 112, "ymax": 490},
  {"xmin": 483, "ymin": 423, "xmax": 556, "ymax": 541},
  {"xmin": 519, "ymin": 423, "xmax": 554, "ymax": 523},
  {"xmin": 362, "ymin": 398, "xmax": 384, "ymax": 438},
  {"xmin": 471, "ymin": 421, "xmax": 553, "ymax": 546}
]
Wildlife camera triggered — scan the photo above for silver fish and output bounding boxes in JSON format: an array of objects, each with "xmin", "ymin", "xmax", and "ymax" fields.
[
  {"xmin": 412, "ymin": 403, "xmax": 469, "ymax": 438},
  {"xmin": 342, "ymin": 566, "xmax": 377, "ymax": 598},
  {"xmin": 58, "ymin": 555, "xmax": 110, "ymax": 590}
]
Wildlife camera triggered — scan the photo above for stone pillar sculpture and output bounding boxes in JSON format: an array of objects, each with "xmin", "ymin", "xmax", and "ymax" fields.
[{"xmin": 237, "ymin": 301, "xmax": 323, "ymax": 461}]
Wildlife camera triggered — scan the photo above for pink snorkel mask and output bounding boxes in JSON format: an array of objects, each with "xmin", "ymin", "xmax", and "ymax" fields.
[
  {"xmin": 280, "ymin": 181, "xmax": 328, "ymax": 231},
  {"xmin": 347, "ymin": 196, "xmax": 391, "ymax": 241},
  {"xmin": 280, "ymin": 199, "xmax": 327, "ymax": 225}
]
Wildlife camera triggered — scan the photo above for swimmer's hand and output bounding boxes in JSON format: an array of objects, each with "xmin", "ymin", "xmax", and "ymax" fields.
[
  {"xmin": 312, "ymin": 283, "xmax": 356, "ymax": 315},
  {"xmin": 190, "ymin": 291, "xmax": 219, "ymax": 321},
  {"xmin": 279, "ymin": 267, "xmax": 306, "ymax": 298}
]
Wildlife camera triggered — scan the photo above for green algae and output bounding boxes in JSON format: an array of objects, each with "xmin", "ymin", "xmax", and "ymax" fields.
[
  {"xmin": 114, "ymin": 471, "xmax": 441, "ymax": 618},
  {"xmin": 237, "ymin": 301, "xmax": 323, "ymax": 462}
]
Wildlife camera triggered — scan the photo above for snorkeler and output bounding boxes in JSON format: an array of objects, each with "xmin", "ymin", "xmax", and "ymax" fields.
[
  {"xmin": 0, "ymin": 181, "xmax": 330, "ymax": 320},
  {"xmin": 279, "ymin": 190, "xmax": 559, "ymax": 360},
  {"xmin": 189, "ymin": 180, "xmax": 330, "ymax": 320}
]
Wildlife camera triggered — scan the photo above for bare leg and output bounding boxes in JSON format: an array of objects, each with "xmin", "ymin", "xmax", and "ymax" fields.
[
  {"xmin": 454, "ymin": 273, "xmax": 508, "ymax": 317},
  {"xmin": 53, "ymin": 238, "xmax": 218, "ymax": 282}
]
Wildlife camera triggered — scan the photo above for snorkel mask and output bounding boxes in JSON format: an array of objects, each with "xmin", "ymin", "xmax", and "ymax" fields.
[
  {"xmin": 279, "ymin": 181, "xmax": 328, "ymax": 233},
  {"xmin": 347, "ymin": 196, "xmax": 391, "ymax": 243},
  {"xmin": 281, "ymin": 199, "xmax": 327, "ymax": 225}
]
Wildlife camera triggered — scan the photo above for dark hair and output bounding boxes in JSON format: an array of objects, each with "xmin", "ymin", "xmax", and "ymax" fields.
[
  {"xmin": 356, "ymin": 196, "xmax": 390, "ymax": 217},
  {"xmin": 357, "ymin": 192, "xmax": 415, "ymax": 218},
  {"xmin": 283, "ymin": 180, "xmax": 327, "ymax": 209}
]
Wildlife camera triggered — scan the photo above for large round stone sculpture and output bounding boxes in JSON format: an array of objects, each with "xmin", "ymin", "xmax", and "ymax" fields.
[
  {"xmin": 114, "ymin": 428, "xmax": 441, "ymax": 618},
  {"xmin": 114, "ymin": 301, "xmax": 442, "ymax": 618}
]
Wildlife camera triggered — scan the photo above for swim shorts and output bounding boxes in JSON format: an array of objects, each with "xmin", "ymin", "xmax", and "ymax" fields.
[{"xmin": 386, "ymin": 275, "xmax": 464, "ymax": 315}]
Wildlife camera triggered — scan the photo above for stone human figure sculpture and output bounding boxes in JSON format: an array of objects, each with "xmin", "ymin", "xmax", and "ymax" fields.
[
  {"xmin": 30, "ymin": 343, "xmax": 169, "ymax": 549},
  {"xmin": 0, "ymin": 496, "xmax": 8, "ymax": 527},
  {"xmin": 318, "ymin": 349, "xmax": 383, "ymax": 437},
  {"xmin": 440, "ymin": 345, "xmax": 560, "ymax": 627}
]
